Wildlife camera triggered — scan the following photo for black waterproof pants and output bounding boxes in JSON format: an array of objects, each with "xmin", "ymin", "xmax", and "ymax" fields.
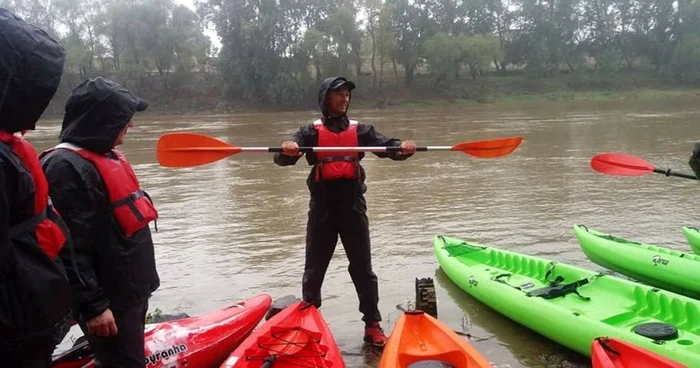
[
  {"xmin": 301, "ymin": 190, "xmax": 382, "ymax": 323},
  {"xmin": 78, "ymin": 301, "xmax": 148, "ymax": 368},
  {"xmin": 1, "ymin": 336, "xmax": 54, "ymax": 368}
]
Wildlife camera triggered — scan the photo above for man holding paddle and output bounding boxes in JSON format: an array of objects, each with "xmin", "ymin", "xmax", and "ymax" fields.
[
  {"xmin": 274, "ymin": 76, "xmax": 416, "ymax": 346},
  {"xmin": 153, "ymin": 80, "xmax": 522, "ymax": 345}
]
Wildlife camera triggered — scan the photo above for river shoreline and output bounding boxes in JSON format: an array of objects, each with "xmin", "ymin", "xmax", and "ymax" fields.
[{"xmin": 125, "ymin": 87, "xmax": 700, "ymax": 117}]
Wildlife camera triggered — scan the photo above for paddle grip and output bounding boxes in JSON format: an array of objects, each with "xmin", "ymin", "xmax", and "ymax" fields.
[
  {"xmin": 267, "ymin": 147, "xmax": 428, "ymax": 153},
  {"xmin": 385, "ymin": 146, "xmax": 428, "ymax": 152},
  {"xmin": 653, "ymin": 168, "xmax": 698, "ymax": 180}
]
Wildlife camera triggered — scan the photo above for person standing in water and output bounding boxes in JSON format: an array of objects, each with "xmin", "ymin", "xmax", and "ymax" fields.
[{"xmin": 274, "ymin": 76, "xmax": 416, "ymax": 346}]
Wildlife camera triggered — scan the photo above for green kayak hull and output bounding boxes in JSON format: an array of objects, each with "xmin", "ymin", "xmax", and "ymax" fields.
[
  {"xmin": 573, "ymin": 224, "xmax": 700, "ymax": 299},
  {"xmin": 434, "ymin": 235, "xmax": 700, "ymax": 367},
  {"xmin": 683, "ymin": 226, "xmax": 700, "ymax": 255}
]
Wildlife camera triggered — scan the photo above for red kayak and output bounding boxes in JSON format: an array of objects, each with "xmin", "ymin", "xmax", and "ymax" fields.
[
  {"xmin": 53, "ymin": 294, "xmax": 272, "ymax": 368},
  {"xmin": 591, "ymin": 337, "xmax": 686, "ymax": 368},
  {"xmin": 220, "ymin": 301, "xmax": 345, "ymax": 368}
]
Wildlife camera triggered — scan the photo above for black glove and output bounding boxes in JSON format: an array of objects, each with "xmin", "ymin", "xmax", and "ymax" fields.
[{"xmin": 689, "ymin": 142, "xmax": 700, "ymax": 179}]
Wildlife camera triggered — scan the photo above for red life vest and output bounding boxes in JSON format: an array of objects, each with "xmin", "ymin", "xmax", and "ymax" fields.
[
  {"xmin": 313, "ymin": 119, "xmax": 360, "ymax": 182},
  {"xmin": 0, "ymin": 131, "xmax": 67, "ymax": 259},
  {"xmin": 50, "ymin": 143, "xmax": 158, "ymax": 238}
]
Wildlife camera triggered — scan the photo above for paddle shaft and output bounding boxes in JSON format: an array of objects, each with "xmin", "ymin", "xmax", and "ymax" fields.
[
  {"xmin": 244, "ymin": 146, "xmax": 450, "ymax": 153},
  {"xmin": 167, "ymin": 146, "xmax": 454, "ymax": 153},
  {"xmin": 652, "ymin": 168, "xmax": 698, "ymax": 180}
]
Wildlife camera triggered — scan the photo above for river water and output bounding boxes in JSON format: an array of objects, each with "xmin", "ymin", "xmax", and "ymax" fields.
[{"xmin": 35, "ymin": 96, "xmax": 700, "ymax": 367}]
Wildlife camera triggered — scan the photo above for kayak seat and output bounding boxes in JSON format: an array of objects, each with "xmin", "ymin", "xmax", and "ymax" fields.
[
  {"xmin": 492, "ymin": 272, "xmax": 592, "ymax": 301},
  {"xmin": 398, "ymin": 350, "xmax": 475, "ymax": 367},
  {"xmin": 526, "ymin": 277, "xmax": 592, "ymax": 301},
  {"xmin": 407, "ymin": 361, "xmax": 455, "ymax": 368}
]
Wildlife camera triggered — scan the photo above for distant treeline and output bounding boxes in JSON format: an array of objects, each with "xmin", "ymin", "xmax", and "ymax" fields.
[{"xmin": 2, "ymin": 0, "xmax": 700, "ymax": 111}]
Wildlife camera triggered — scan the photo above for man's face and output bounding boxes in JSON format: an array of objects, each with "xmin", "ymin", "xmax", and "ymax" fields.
[
  {"xmin": 114, "ymin": 120, "xmax": 134, "ymax": 147},
  {"xmin": 327, "ymin": 86, "xmax": 350, "ymax": 116}
]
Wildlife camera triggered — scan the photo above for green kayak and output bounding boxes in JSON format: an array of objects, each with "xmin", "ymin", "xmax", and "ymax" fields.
[
  {"xmin": 573, "ymin": 224, "xmax": 700, "ymax": 299},
  {"xmin": 683, "ymin": 226, "xmax": 700, "ymax": 255},
  {"xmin": 434, "ymin": 235, "xmax": 700, "ymax": 367}
]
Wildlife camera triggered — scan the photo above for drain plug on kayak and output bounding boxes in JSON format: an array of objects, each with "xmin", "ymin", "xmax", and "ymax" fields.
[
  {"xmin": 415, "ymin": 278, "xmax": 438, "ymax": 318},
  {"xmin": 633, "ymin": 322, "xmax": 679, "ymax": 341}
]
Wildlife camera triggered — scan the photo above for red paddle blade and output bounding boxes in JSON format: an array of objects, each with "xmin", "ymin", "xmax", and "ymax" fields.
[
  {"xmin": 156, "ymin": 133, "xmax": 242, "ymax": 168},
  {"xmin": 452, "ymin": 136, "xmax": 523, "ymax": 158},
  {"xmin": 590, "ymin": 153, "xmax": 655, "ymax": 176}
]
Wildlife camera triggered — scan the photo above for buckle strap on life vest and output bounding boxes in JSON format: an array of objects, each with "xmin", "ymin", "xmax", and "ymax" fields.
[
  {"xmin": 319, "ymin": 156, "xmax": 357, "ymax": 163},
  {"xmin": 110, "ymin": 190, "xmax": 158, "ymax": 233},
  {"xmin": 112, "ymin": 190, "xmax": 146, "ymax": 223},
  {"xmin": 10, "ymin": 209, "xmax": 47, "ymax": 238}
]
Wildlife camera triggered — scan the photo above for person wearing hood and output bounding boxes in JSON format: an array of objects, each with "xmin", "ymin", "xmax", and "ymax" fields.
[
  {"xmin": 274, "ymin": 76, "xmax": 416, "ymax": 346},
  {"xmin": 40, "ymin": 77, "xmax": 160, "ymax": 367},
  {"xmin": 0, "ymin": 8, "xmax": 74, "ymax": 368}
]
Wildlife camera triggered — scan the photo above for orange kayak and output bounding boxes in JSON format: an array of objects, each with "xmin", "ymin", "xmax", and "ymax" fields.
[
  {"xmin": 592, "ymin": 337, "xmax": 686, "ymax": 368},
  {"xmin": 378, "ymin": 310, "xmax": 491, "ymax": 368}
]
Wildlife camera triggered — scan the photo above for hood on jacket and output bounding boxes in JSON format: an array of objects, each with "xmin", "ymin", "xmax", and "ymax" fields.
[
  {"xmin": 318, "ymin": 76, "xmax": 356, "ymax": 119},
  {"xmin": 0, "ymin": 8, "xmax": 65, "ymax": 133},
  {"xmin": 59, "ymin": 77, "xmax": 148, "ymax": 154}
]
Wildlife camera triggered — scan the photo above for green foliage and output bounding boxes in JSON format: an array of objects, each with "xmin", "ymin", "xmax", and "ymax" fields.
[
  {"xmin": 673, "ymin": 32, "xmax": 700, "ymax": 83},
  {"xmin": 2, "ymin": 0, "xmax": 700, "ymax": 109}
]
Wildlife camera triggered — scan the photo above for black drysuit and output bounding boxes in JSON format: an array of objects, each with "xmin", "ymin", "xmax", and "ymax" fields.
[
  {"xmin": 274, "ymin": 77, "xmax": 412, "ymax": 323},
  {"xmin": 41, "ymin": 77, "xmax": 159, "ymax": 367},
  {"xmin": 0, "ymin": 8, "xmax": 72, "ymax": 368}
]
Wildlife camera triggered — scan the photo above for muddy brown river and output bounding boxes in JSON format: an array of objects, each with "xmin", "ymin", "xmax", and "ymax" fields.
[{"xmin": 35, "ymin": 96, "xmax": 700, "ymax": 367}]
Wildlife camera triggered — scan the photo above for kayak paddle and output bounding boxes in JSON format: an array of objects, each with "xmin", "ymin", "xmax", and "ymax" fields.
[
  {"xmin": 590, "ymin": 153, "xmax": 698, "ymax": 180},
  {"xmin": 156, "ymin": 133, "xmax": 524, "ymax": 168}
]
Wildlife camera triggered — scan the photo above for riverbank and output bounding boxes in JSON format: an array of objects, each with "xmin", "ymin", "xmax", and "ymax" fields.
[{"xmin": 41, "ymin": 71, "xmax": 700, "ymax": 118}]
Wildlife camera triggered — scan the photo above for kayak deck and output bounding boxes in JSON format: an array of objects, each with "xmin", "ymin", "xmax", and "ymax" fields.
[
  {"xmin": 434, "ymin": 235, "xmax": 700, "ymax": 367},
  {"xmin": 220, "ymin": 301, "xmax": 345, "ymax": 368},
  {"xmin": 53, "ymin": 294, "xmax": 272, "ymax": 368},
  {"xmin": 573, "ymin": 224, "xmax": 700, "ymax": 299},
  {"xmin": 379, "ymin": 310, "xmax": 491, "ymax": 368}
]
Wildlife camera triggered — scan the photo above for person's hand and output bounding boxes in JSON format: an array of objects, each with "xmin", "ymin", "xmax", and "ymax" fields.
[
  {"xmin": 282, "ymin": 141, "xmax": 301, "ymax": 156},
  {"xmin": 692, "ymin": 142, "xmax": 700, "ymax": 159},
  {"xmin": 400, "ymin": 140, "xmax": 416, "ymax": 155},
  {"xmin": 86, "ymin": 309, "xmax": 118, "ymax": 337}
]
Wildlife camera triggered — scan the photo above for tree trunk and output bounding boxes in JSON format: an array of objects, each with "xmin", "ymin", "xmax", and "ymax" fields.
[
  {"xmin": 369, "ymin": 27, "xmax": 377, "ymax": 88},
  {"xmin": 405, "ymin": 61, "xmax": 415, "ymax": 87}
]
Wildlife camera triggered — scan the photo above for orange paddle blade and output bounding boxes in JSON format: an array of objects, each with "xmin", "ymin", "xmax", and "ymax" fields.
[
  {"xmin": 452, "ymin": 136, "xmax": 523, "ymax": 158},
  {"xmin": 590, "ymin": 153, "xmax": 654, "ymax": 176},
  {"xmin": 156, "ymin": 133, "xmax": 242, "ymax": 168}
]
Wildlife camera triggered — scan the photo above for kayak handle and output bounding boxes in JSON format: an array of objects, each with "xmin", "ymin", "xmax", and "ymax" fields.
[{"xmin": 261, "ymin": 355, "xmax": 277, "ymax": 368}]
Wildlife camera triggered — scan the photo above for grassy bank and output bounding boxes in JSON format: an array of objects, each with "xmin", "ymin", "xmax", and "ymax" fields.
[
  {"xmin": 347, "ymin": 70, "xmax": 700, "ymax": 109},
  {"xmin": 42, "ymin": 71, "xmax": 700, "ymax": 117}
]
